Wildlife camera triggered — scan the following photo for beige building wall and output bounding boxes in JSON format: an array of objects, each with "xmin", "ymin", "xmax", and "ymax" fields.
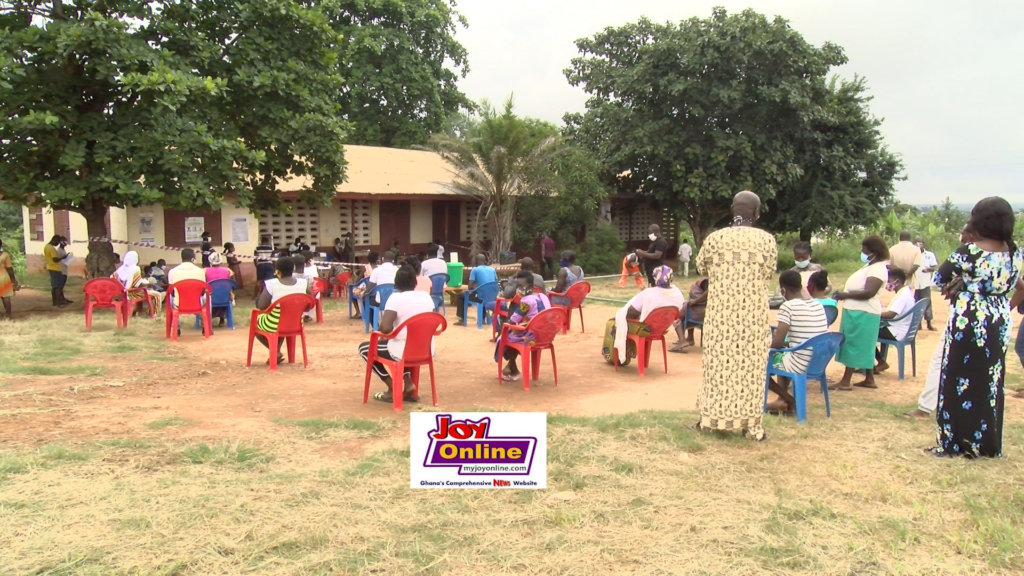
[
  {"xmin": 317, "ymin": 201, "xmax": 343, "ymax": 245},
  {"xmin": 410, "ymin": 200, "xmax": 432, "ymax": 244},
  {"xmin": 124, "ymin": 205, "xmax": 167, "ymax": 264},
  {"xmin": 369, "ymin": 200, "xmax": 380, "ymax": 246}
]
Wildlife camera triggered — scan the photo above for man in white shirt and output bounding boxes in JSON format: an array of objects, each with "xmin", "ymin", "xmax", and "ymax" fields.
[
  {"xmin": 914, "ymin": 237, "xmax": 938, "ymax": 331},
  {"xmin": 420, "ymin": 245, "xmax": 448, "ymax": 278},
  {"xmin": 874, "ymin": 269, "xmax": 917, "ymax": 374},
  {"xmin": 166, "ymin": 249, "xmax": 208, "ymax": 334},
  {"xmin": 677, "ymin": 239, "xmax": 693, "ymax": 277},
  {"xmin": 366, "ymin": 250, "xmax": 399, "ymax": 303}
]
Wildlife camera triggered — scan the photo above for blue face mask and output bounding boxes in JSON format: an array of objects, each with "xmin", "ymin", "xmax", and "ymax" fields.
[
  {"xmin": 794, "ymin": 259, "xmax": 810, "ymax": 269},
  {"xmin": 559, "ymin": 259, "xmax": 570, "ymax": 268},
  {"xmin": 860, "ymin": 253, "xmax": 870, "ymax": 264}
]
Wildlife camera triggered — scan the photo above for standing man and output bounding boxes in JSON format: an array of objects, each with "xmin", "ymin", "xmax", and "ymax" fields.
[
  {"xmin": 693, "ymin": 191, "xmax": 777, "ymax": 441},
  {"xmin": 57, "ymin": 236, "xmax": 73, "ymax": 305},
  {"xmin": 678, "ymin": 239, "xmax": 693, "ymax": 277},
  {"xmin": 914, "ymin": 236, "xmax": 938, "ymax": 331},
  {"xmin": 888, "ymin": 231, "xmax": 922, "ymax": 295},
  {"xmin": 200, "ymin": 231, "xmax": 213, "ymax": 268},
  {"xmin": 635, "ymin": 224, "xmax": 668, "ymax": 287},
  {"xmin": 43, "ymin": 235, "xmax": 68, "ymax": 307},
  {"xmin": 540, "ymin": 233, "xmax": 555, "ymax": 280}
]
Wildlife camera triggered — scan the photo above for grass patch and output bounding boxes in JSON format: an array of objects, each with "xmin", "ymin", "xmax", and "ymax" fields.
[
  {"xmin": 140, "ymin": 355, "xmax": 180, "ymax": 362},
  {"xmin": 182, "ymin": 442, "xmax": 272, "ymax": 468},
  {"xmin": 38, "ymin": 445, "xmax": 91, "ymax": 462},
  {"xmin": 548, "ymin": 410, "xmax": 708, "ymax": 452},
  {"xmin": 0, "ymin": 363, "xmax": 103, "ymax": 376},
  {"xmin": 145, "ymin": 417, "xmax": 191, "ymax": 430},
  {"xmin": 273, "ymin": 417, "xmax": 391, "ymax": 436},
  {"xmin": 96, "ymin": 438, "xmax": 153, "ymax": 450}
]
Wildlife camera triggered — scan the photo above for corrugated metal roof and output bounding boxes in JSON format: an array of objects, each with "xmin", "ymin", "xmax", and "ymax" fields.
[{"xmin": 277, "ymin": 145, "xmax": 462, "ymax": 197}]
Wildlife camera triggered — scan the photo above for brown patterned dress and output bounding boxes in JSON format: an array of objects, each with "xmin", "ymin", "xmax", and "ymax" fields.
[{"xmin": 695, "ymin": 225, "xmax": 777, "ymax": 440}]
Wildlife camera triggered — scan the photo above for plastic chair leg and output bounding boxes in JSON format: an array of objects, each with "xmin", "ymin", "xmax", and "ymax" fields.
[
  {"xmin": 550, "ymin": 348, "xmax": 558, "ymax": 386},
  {"xmin": 227, "ymin": 303, "xmax": 235, "ymax": 330},
  {"xmin": 896, "ymin": 347, "xmax": 905, "ymax": 380},
  {"xmin": 392, "ymin": 361, "xmax": 405, "ymax": 412},
  {"xmin": 531, "ymin": 349, "xmax": 541, "ymax": 381},
  {"xmin": 911, "ymin": 343, "xmax": 917, "ymax": 377},
  {"xmin": 820, "ymin": 377, "xmax": 831, "ymax": 418},
  {"xmin": 636, "ymin": 339, "xmax": 647, "ymax": 377},
  {"xmin": 496, "ymin": 342, "xmax": 506, "ymax": 385},
  {"xmin": 794, "ymin": 375, "xmax": 807, "ymax": 423},
  {"xmin": 661, "ymin": 337, "xmax": 669, "ymax": 373},
  {"xmin": 300, "ymin": 333, "xmax": 308, "ymax": 368},
  {"xmin": 246, "ymin": 330, "xmax": 255, "ymax": 367},
  {"xmin": 428, "ymin": 361, "xmax": 439, "ymax": 406},
  {"xmin": 362, "ymin": 353, "xmax": 374, "ymax": 403},
  {"xmin": 521, "ymin": 349, "xmax": 531, "ymax": 391},
  {"xmin": 578, "ymin": 307, "xmax": 585, "ymax": 334},
  {"xmin": 268, "ymin": 335, "xmax": 279, "ymax": 371}
]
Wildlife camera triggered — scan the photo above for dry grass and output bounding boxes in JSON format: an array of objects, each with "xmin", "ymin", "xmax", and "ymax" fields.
[{"xmin": 2, "ymin": 403, "xmax": 1023, "ymax": 575}]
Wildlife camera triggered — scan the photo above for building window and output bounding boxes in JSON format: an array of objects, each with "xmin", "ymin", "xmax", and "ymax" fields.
[
  {"xmin": 54, "ymin": 210, "xmax": 71, "ymax": 242},
  {"xmin": 461, "ymin": 201, "xmax": 492, "ymax": 243},
  {"xmin": 27, "ymin": 207, "xmax": 44, "ymax": 242},
  {"xmin": 258, "ymin": 200, "xmax": 321, "ymax": 249}
]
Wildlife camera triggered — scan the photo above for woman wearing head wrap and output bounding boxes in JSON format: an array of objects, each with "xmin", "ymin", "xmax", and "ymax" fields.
[
  {"xmin": 602, "ymin": 265, "xmax": 685, "ymax": 366},
  {"xmin": 112, "ymin": 251, "xmax": 158, "ymax": 317}
]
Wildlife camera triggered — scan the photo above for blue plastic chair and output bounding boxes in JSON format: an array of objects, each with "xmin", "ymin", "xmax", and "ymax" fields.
[
  {"xmin": 877, "ymin": 299, "xmax": 930, "ymax": 380},
  {"xmin": 348, "ymin": 277, "xmax": 369, "ymax": 319},
  {"xmin": 429, "ymin": 273, "xmax": 450, "ymax": 314},
  {"xmin": 463, "ymin": 281, "xmax": 500, "ymax": 329},
  {"xmin": 682, "ymin": 302, "xmax": 705, "ymax": 346},
  {"xmin": 195, "ymin": 278, "xmax": 236, "ymax": 330},
  {"xmin": 823, "ymin": 304, "xmax": 838, "ymax": 327},
  {"xmin": 363, "ymin": 284, "xmax": 395, "ymax": 333},
  {"xmin": 764, "ymin": 332, "xmax": 845, "ymax": 423}
]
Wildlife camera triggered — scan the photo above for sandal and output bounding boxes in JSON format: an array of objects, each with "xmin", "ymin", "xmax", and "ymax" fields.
[
  {"xmin": 853, "ymin": 381, "xmax": 878, "ymax": 389},
  {"xmin": 501, "ymin": 373, "xmax": 522, "ymax": 382},
  {"xmin": 828, "ymin": 383, "xmax": 854, "ymax": 391},
  {"xmin": 668, "ymin": 346, "xmax": 688, "ymax": 354},
  {"xmin": 265, "ymin": 354, "xmax": 285, "ymax": 365}
]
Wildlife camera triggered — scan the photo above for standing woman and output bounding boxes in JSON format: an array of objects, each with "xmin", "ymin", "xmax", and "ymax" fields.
[
  {"xmin": 830, "ymin": 236, "xmax": 889, "ymax": 391},
  {"xmin": 223, "ymin": 243, "xmax": 244, "ymax": 290},
  {"xmin": 0, "ymin": 239, "xmax": 20, "ymax": 320},
  {"xmin": 931, "ymin": 197, "xmax": 1021, "ymax": 458}
]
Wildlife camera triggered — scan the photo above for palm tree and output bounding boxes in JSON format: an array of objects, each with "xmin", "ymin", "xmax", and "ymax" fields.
[{"xmin": 427, "ymin": 97, "xmax": 559, "ymax": 261}]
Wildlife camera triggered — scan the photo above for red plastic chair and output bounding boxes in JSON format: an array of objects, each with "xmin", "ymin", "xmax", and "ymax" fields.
[
  {"xmin": 83, "ymin": 278, "xmax": 127, "ymax": 331},
  {"xmin": 614, "ymin": 306, "xmax": 680, "ymax": 377},
  {"xmin": 311, "ymin": 277, "xmax": 329, "ymax": 324},
  {"xmin": 331, "ymin": 271, "xmax": 352, "ymax": 298},
  {"xmin": 363, "ymin": 312, "xmax": 447, "ymax": 412},
  {"xmin": 246, "ymin": 294, "xmax": 316, "ymax": 371},
  {"xmin": 549, "ymin": 281, "xmax": 591, "ymax": 334},
  {"xmin": 165, "ymin": 279, "xmax": 213, "ymax": 341},
  {"xmin": 497, "ymin": 307, "xmax": 567, "ymax": 391},
  {"xmin": 491, "ymin": 293, "xmax": 520, "ymax": 342}
]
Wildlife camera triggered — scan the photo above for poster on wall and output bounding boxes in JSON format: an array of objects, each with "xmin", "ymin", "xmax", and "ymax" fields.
[
  {"xmin": 139, "ymin": 237, "xmax": 156, "ymax": 246},
  {"xmin": 139, "ymin": 212, "xmax": 154, "ymax": 234},
  {"xmin": 184, "ymin": 217, "xmax": 205, "ymax": 244},
  {"xmin": 230, "ymin": 216, "xmax": 250, "ymax": 244},
  {"xmin": 598, "ymin": 200, "xmax": 612, "ymax": 225}
]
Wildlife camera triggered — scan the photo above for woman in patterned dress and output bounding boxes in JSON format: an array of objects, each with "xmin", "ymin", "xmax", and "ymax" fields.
[
  {"xmin": 693, "ymin": 192, "xmax": 777, "ymax": 440},
  {"xmin": 931, "ymin": 197, "xmax": 1021, "ymax": 458}
]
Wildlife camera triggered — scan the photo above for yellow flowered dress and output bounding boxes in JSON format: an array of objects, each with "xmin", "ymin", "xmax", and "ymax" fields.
[{"xmin": 695, "ymin": 225, "xmax": 777, "ymax": 440}]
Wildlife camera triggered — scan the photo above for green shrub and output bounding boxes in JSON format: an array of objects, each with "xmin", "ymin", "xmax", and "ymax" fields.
[{"xmin": 572, "ymin": 224, "xmax": 625, "ymax": 275}]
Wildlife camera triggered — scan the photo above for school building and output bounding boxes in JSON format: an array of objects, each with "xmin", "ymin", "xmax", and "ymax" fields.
[{"xmin": 21, "ymin": 145, "xmax": 677, "ymax": 278}]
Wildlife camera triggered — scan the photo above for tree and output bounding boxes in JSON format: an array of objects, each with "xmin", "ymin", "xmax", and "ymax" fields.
[
  {"xmin": 333, "ymin": 0, "xmax": 472, "ymax": 148},
  {"xmin": 564, "ymin": 8, "xmax": 901, "ymax": 247},
  {"xmin": 0, "ymin": 0, "xmax": 348, "ymax": 277},
  {"xmin": 427, "ymin": 98, "xmax": 559, "ymax": 260}
]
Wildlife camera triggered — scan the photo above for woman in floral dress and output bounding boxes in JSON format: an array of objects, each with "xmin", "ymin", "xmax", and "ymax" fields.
[{"xmin": 932, "ymin": 197, "xmax": 1021, "ymax": 458}]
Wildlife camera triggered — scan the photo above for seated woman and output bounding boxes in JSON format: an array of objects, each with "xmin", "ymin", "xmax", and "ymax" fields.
[
  {"xmin": 359, "ymin": 264, "xmax": 435, "ymax": 402},
  {"xmin": 497, "ymin": 271, "xmax": 553, "ymax": 381},
  {"xmin": 112, "ymin": 251, "xmax": 153, "ymax": 317},
  {"xmin": 205, "ymin": 252, "xmax": 235, "ymax": 326},
  {"xmin": 254, "ymin": 257, "xmax": 311, "ymax": 365},
  {"xmin": 602, "ymin": 265, "xmax": 684, "ymax": 366},
  {"xmin": 551, "ymin": 250, "xmax": 584, "ymax": 306},
  {"xmin": 141, "ymin": 265, "xmax": 166, "ymax": 315},
  {"xmin": 404, "ymin": 256, "xmax": 433, "ymax": 293},
  {"xmin": 350, "ymin": 251, "xmax": 379, "ymax": 319},
  {"xmin": 767, "ymin": 271, "xmax": 829, "ymax": 414},
  {"xmin": 670, "ymin": 276, "xmax": 708, "ymax": 352},
  {"xmin": 808, "ymin": 269, "xmax": 836, "ymax": 307},
  {"xmin": 873, "ymin": 268, "xmax": 916, "ymax": 375}
]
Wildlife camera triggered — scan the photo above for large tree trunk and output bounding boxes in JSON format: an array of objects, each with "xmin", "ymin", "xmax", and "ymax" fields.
[{"xmin": 78, "ymin": 203, "xmax": 117, "ymax": 279}]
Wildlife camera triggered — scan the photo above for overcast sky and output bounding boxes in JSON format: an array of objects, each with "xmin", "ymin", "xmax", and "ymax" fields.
[{"xmin": 453, "ymin": 0, "xmax": 1023, "ymax": 206}]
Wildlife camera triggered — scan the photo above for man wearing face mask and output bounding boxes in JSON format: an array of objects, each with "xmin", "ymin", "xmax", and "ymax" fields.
[
  {"xmin": 789, "ymin": 242, "xmax": 828, "ymax": 299},
  {"xmin": 635, "ymin": 224, "xmax": 668, "ymax": 287}
]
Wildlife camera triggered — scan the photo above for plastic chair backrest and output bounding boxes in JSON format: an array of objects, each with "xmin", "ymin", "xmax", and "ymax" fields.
[
  {"xmin": 335, "ymin": 271, "xmax": 352, "ymax": 286},
  {"xmin": 896, "ymin": 299, "xmax": 930, "ymax": 343},
  {"xmin": 640, "ymin": 306, "xmax": 680, "ymax": 335},
  {"xmin": 471, "ymin": 281, "xmax": 500, "ymax": 303},
  {"xmin": 265, "ymin": 294, "xmax": 316, "ymax": 333},
  {"xmin": 564, "ymin": 281, "xmax": 591, "ymax": 306},
  {"xmin": 208, "ymin": 279, "xmax": 236, "ymax": 307},
  {"xmin": 84, "ymin": 278, "xmax": 126, "ymax": 305},
  {"xmin": 385, "ymin": 312, "xmax": 447, "ymax": 363},
  {"xmin": 429, "ymin": 274, "xmax": 450, "ymax": 296},
  {"xmin": 368, "ymin": 284, "xmax": 395, "ymax": 308},
  {"xmin": 522, "ymin": 308, "xmax": 568, "ymax": 347},
  {"xmin": 311, "ymin": 277, "xmax": 329, "ymax": 296},
  {"xmin": 823, "ymin": 304, "xmax": 838, "ymax": 326},
  {"xmin": 801, "ymin": 332, "xmax": 846, "ymax": 376},
  {"xmin": 168, "ymin": 279, "xmax": 211, "ymax": 311}
]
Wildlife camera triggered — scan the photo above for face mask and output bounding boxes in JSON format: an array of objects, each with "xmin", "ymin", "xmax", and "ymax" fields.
[
  {"xmin": 885, "ymin": 282, "xmax": 897, "ymax": 292},
  {"xmin": 559, "ymin": 259, "xmax": 570, "ymax": 268},
  {"xmin": 649, "ymin": 233, "xmax": 657, "ymax": 241},
  {"xmin": 517, "ymin": 286, "xmax": 532, "ymax": 297},
  {"xmin": 794, "ymin": 259, "xmax": 810, "ymax": 269},
  {"xmin": 860, "ymin": 253, "xmax": 871, "ymax": 264}
]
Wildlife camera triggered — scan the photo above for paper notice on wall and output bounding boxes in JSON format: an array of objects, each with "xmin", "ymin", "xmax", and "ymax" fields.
[
  {"xmin": 184, "ymin": 217, "xmax": 205, "ymax": 244},
  {"xmin": 139, "ymin": 212, "xmax": 154, "ymax": 234},
  {"xmin": 139, "ymin": 237, "xmax": 156, "ymax": 246},
  {"xmin": 230, "ymin": 216, "xmax": 250, "ymax": 244}
]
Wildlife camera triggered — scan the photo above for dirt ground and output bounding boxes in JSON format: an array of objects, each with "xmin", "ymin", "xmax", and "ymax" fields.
[{"xmin": 1, "ymin": 284, "xmax": 1018, "ymax": 448}]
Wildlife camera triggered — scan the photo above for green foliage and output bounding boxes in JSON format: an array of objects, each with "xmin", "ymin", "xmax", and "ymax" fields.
[
  {"xmin": 334, "ymin": 0, "xmax": 471, "ymax": 147},
  {"xmin": 564, "ymin": 8, "xmax": 902, "ymax": 246},
  {"xmin": 0, "ymin": 0, "xmax": 349, "ymax": 276},
  {"xmin": 571, "ymin": 224, "xmax": 625, "ymax": 275}
]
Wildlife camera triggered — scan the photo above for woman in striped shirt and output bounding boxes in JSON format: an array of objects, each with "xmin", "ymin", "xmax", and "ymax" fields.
[
  {"xmin": 254, "ymin": 257, "xmax": 311, "ymax": 364},
  {"xmin": 767, "ymin": 271, "xmax": 829, "ymax": 414}
]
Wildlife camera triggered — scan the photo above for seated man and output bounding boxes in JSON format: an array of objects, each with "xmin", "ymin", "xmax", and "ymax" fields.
[
  {"xmin": 874, "ymin": 268, "xmax": 916, "ymax": 376},
  {"xmin": 420, "ymin": 244, "xmax": 448, "ymax": 278},
  {"xmin": 500, "ymin": 257, "xmax": 546, "ymax": 298},
  {"xmin": 496, "ymin": 271, "xmax": 552, "ymax": 381},
  {"xmin": 602, "ymin": 265, "xmax": 684, "ymax": 366},
  {"xmin": 670, "ymin": 276, "xmax": 708, "ymax": 352},
  {"xmin": 455, "ymin": 254, "xmax": 498, "ymax": 326},
  {"xmin": 365, "ymin": 250, "xmax": 399, "ymax": 304},
  {"xmin": 767, "ymin": 271, "xmax": 829, "ymax": 413}
]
